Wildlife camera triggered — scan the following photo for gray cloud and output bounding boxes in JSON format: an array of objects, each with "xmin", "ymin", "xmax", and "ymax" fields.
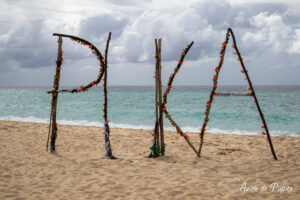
[
  {"xmin": 110, "ymin": 0, "xmax": 300, "ymax": 64},
  {"xmin": 191, "ymin": 0, "xmax": 232, "ymax": 29},
  {"xmin": 0, "ymin": 0, "xmax": 299, "ymax": 86},
  {"xmin": 0, "ymin": 19, "xmax": 57, "ymax": 69},
  {"xmin": 79, "ymin": 15, "xmax": 128, "ymax": 40},
  {"xmin": 108, "ymin": 0, "xmax": 145, "ymax": 5}
]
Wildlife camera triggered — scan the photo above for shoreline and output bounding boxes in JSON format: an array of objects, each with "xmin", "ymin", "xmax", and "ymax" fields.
[
  {"xmin": 0, "ymin": 120, "xmax": 299, "ymax": 199},
  {"xmin": 0, "ymin": 118, "xmax": 298, "ymax": 137}
]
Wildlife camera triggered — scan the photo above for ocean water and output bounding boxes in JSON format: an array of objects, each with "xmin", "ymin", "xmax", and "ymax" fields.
[{"xmin": 0, "ymin": 86, "xmax": 299, "ymax": 137}]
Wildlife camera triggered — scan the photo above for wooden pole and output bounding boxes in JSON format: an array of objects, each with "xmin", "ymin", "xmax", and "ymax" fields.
[
  {"xmin": 46, "ymin": 109, "xmax": 53, "ymax": 151},
  {"xmin": 157, "ymin": 39, "xmax": 165, "ymax": 155},
  {"xmin": 155, "ymin": 40, "xmax": 159, "ymax": 127},
  {"xmin": 103, "ymin": 32, "xmax": 115, "ymax": 159},
  {"xmin": 103, "ymin": 33, "xmax": 110, "ymax": 134},
  {"xmin": 155, "ymin": 39, "xmax": 160, "ymax": 156},
  {"xmin": 149, "ymin": 39, "xmax": 160, "ymax": 158},
  {"xmin": 198, "ymin": 31, "xmax": 230, "ymax": 156},
  {"xmin": 164, "ymin": 110, "xmax": 199, "ymax": 156},
  {"xmin": 49, "ymin": 36, "xmax": 63, "ymax": 152},
  {"xmin": 156, "ymin": 41, "xmax": 196, "ymax": 156},
  {"xmin": 228, "ymin": 28, "xmax": 277, "ymax": 160}
]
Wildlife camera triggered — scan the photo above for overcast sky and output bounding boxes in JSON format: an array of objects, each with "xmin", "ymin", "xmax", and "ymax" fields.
[{"xmin": 0, "ymin": 0, "xmax": 300, "ymax": 86}]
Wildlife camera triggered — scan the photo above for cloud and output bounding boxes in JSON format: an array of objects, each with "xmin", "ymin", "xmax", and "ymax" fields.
[
  {"xmin": 111, "ymin": 0, "xmax": 227, "ymax": 63},
  {"xmin": 0, "ymin": 0, "xmax": 300, "ymax": 86},
  {"xmin": 79, "ymin": 15, "xmax": 128, "ymax": 41},
  {"xmin": 110, "ymin": 0, "xmax": 300, "ymax": 64},
  {"xmin": 242, "ymin": 12, "xmax": 291, "ymax": 53},
  {"xmin": 0, "ymin": 19, "xmax": 57, "ymax": 70},
  {"xmin": 191, "ymin": 0, "xmax": 232, "ymax": 29},
  {"xmin": 108, "ymin": 0, "xmax": 146, "ymax": 5},
  {"xmin": 288, "ymin": 29, "xmax": 300, "ymax": 54}
]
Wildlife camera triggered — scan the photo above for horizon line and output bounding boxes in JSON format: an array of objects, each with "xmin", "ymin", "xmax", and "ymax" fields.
[{"xmin": 1, "ymin": 84, "xmax": 300, "ymax": 88}]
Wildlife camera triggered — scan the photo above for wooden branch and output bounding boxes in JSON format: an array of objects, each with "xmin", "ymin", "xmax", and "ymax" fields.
[
  {"xmin": 155, "ymin": 39, "xmax": 160, "ymax": 156},
  {"xmin": 102, "ymin": 32, "xmax": 115, "ymax": 159},
  {"xmin": 228, "ymin": 28, "xmax": 277, "ymax": 160},
  {"xmin": 161, "ymin": 41, "xmax": 194, "ymax": 106},
  {"xmin": 46, "ymin": 109, "xmax": 53, "ymax": 151},
  {"xmin": 198, "ymin": 31, "xmax": 230, "ymax": 156},
  {"xmin": 158, "ymin": 39, "xmax": 165, "ymax": 155},
  {"xmin": 155, "ymin": 39, "xmax": 159, "ymax": 126},
  {"xmin": 47, "ymin": 90, "xmax": 75, "ymax": 94},
  {"xmin": 150, "ymin": 39, "xmax": 161, "ymax": 157},
  {"xmin": 103, "ymin": 32, "xmax": 111, "ymax": 122},
  {"xmin": 164, "ymin": 110, "xmax": 199, "ymax": 156},
  {"xmin": 48, "ymin": 36, "xmax": 63, "ymax": 152},
  {"xmin": 52, "ymin": 33, "xmax": 106, "ymax": 93},
  {"xmin": 215, "ymin": 92, "xmax": 253, "ymax": 97}
]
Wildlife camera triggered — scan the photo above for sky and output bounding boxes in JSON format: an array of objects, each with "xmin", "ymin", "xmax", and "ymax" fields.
[{"xmin": 0, "ymin": 0, "xmax": 300, "ymax": 86}]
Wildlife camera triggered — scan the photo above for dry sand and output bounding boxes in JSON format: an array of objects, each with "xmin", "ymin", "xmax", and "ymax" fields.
[{"xmin": 0, "ymin": 120, "xmax": 299, "ymax": 200}]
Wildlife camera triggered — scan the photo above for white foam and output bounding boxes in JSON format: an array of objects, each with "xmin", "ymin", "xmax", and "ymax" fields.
[
  {"xmin": 0, "ymin": 116, "xmax": 298, "ymax": 137},
  {"xmin": 109, "ymin": 123, "xmax": 153, "ymax": 130},
  {"xmin": 0, "ymin": 116, "xmax": 49, "ymax": 124}
]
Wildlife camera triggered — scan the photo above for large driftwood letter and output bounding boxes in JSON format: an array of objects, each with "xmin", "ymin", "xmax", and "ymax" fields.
[{"xmin": 46, "ymin": 33, "xmax": 116, "ymax": 159}]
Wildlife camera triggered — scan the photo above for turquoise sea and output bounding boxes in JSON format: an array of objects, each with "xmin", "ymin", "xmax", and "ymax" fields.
[{"xmin": 0, "ymin": 86, "xmax": 299, "ymax": 137}]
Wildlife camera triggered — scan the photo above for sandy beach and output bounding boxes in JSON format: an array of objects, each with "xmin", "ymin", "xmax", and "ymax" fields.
[{"xmin": 0, "ymin": 120, "xmax": 299, "ymax": 199}]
